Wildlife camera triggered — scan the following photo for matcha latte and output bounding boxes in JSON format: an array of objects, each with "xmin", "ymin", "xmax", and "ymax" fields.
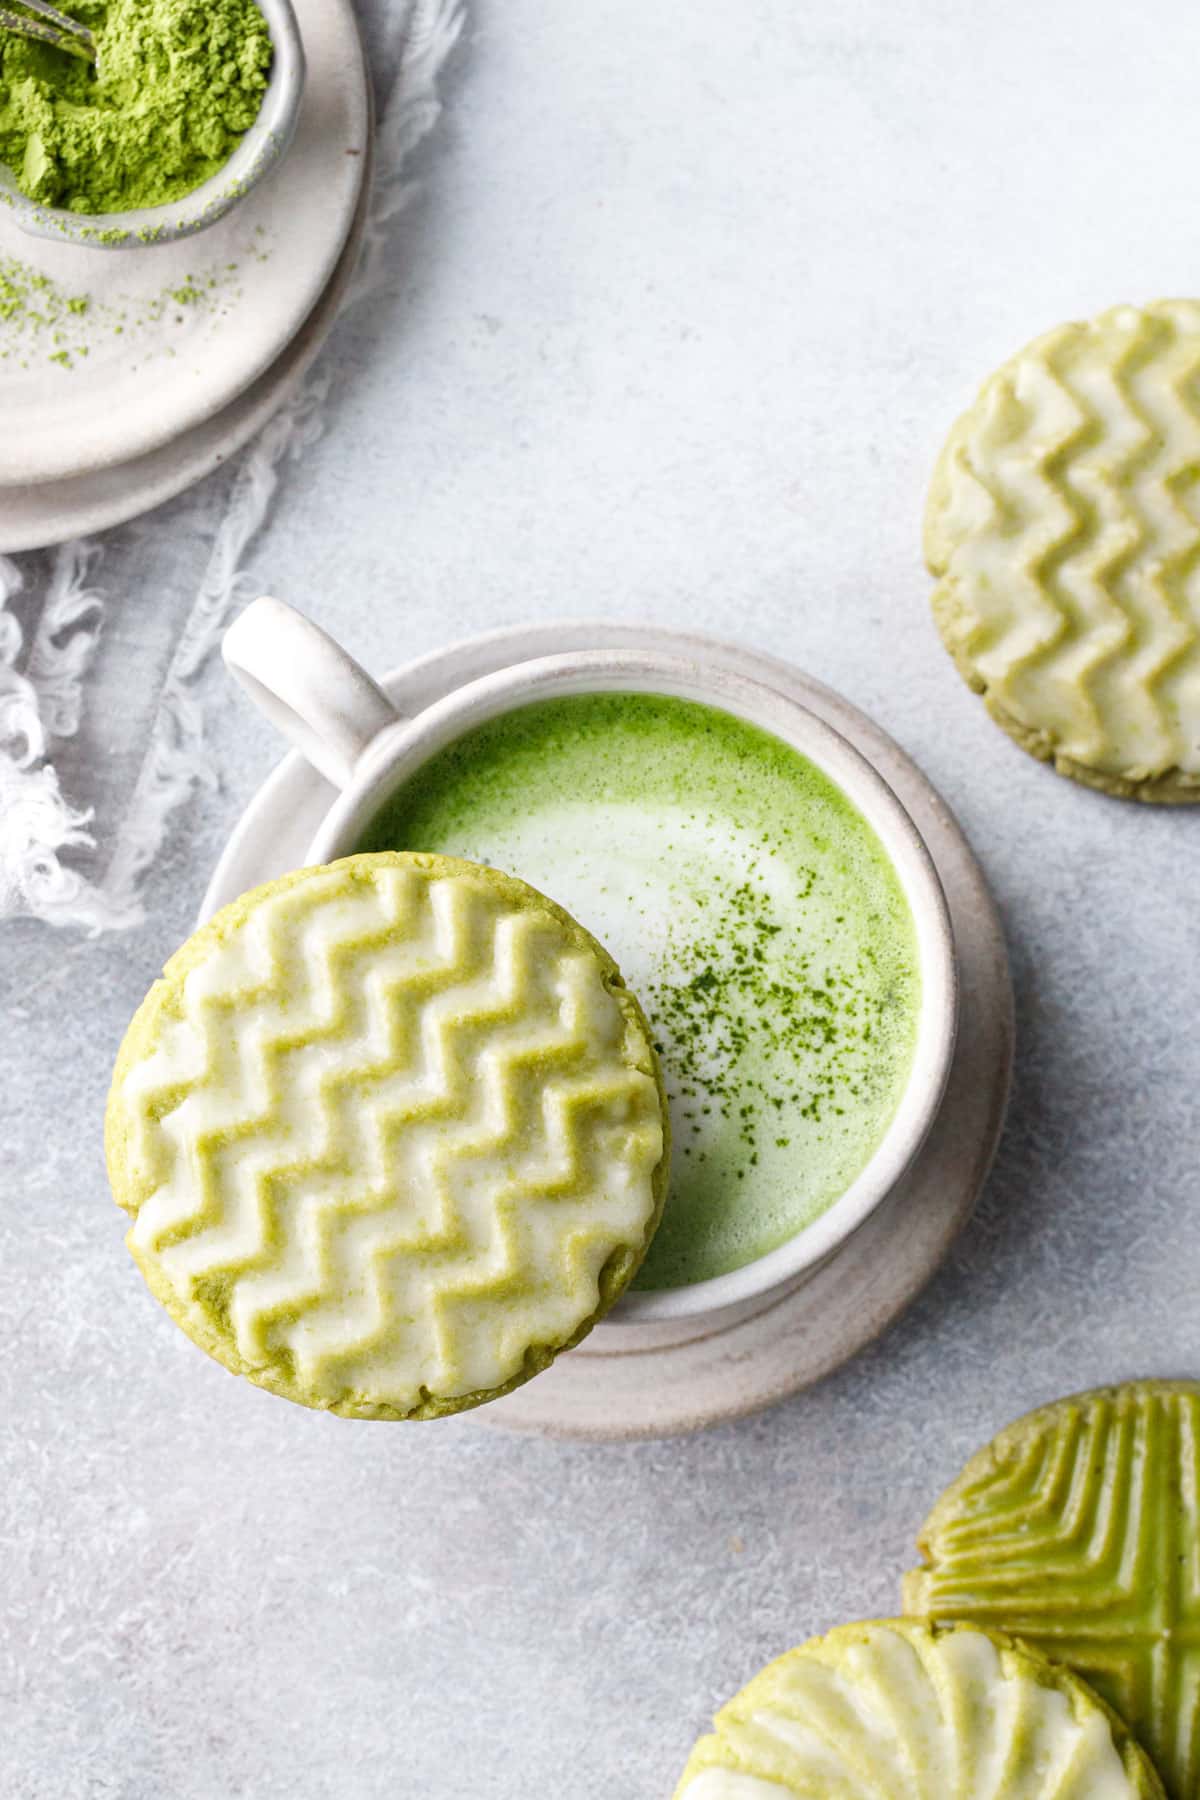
[{"xmin": 358, "ymin": 693, "xmax": 921, "ymax": 1290}]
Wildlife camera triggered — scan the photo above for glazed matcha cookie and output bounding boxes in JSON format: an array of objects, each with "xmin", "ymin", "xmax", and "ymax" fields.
[
  {"xmin": 675, "ymin": 1619, "xmax": 1163, "ymax": 1797},
  {"xmin": 106, "ymin": 853, "xmax": 669, "ymax": 1420},
  {"xmin": 927, "ymin": 299, "xmax": 1200, "ymax": 801},
  {"xmin": 905, "ymin": 1382, "xmax": 1200, "ymax": 1799}
]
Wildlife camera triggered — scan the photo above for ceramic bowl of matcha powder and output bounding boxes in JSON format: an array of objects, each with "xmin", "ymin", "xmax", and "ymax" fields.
[{"xmin": 0, "ymin": 0, "xmax": 305, "ymax": 248}]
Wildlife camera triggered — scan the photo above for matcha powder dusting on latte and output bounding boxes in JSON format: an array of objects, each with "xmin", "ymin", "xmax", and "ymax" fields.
[{"xmin": 0, "ymin": 0, "xmax": 272, "ymax": 215}]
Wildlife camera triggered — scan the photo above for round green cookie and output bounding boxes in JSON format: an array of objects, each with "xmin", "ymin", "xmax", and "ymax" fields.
[
  {"xmin": 927, "ymin": 299, "xmax": 1200, "ymax": 802},
  {"xmin": 106, "ymin": 852, "xmax": 670, "ymax": 1420},
  {"xmin": 905, "ymin": 1381, "xmax": 1200, "ymax": 1799},
  {"xmin": 675, "ymin": 1618, "xmax": 1164, "ymax": 1798}
]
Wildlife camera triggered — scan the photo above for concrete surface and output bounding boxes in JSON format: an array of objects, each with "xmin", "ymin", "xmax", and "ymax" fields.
[{"xmin": 4, "ymin": 0, "xmax": 1200, "ymax": 1793}]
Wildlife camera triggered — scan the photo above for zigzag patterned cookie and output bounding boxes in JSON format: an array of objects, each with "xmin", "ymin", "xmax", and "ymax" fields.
[
  {"xmin": 105, "ymin": 853, "xmax": 669, "ymax": 1419},
  {"xmin": 674, "ymin": 1619, "xmax": 1163, "ymax": 1798},
  {"xmin": 927, "ymin": 300, "xmax": 1200, "ymax": 801},
  {"xmin": 905, "ymin": 1383, "xmax": 1200, "ymax": 1799}
]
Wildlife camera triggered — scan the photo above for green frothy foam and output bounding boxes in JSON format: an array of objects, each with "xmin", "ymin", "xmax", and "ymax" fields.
[{"xmin": 359, "ymin": 693, "xmax": 921, "ymax": 1289}]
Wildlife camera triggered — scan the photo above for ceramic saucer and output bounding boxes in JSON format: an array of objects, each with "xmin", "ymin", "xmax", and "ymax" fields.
[
  {"xmin": 202, "ymin": 623, "xmax": 1014, "ymax": 1440},
  {"xmin": 0, "ymin": 0, "xmax": 368, "ymax": 490}
]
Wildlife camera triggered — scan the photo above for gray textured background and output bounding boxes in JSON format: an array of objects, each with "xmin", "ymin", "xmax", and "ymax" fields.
[{"xmin": 4, "ymin": 0, "xmax": 1200, "ymax": 1793}]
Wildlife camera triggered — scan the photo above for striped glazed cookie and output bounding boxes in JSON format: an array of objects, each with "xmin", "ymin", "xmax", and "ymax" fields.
[
  {"xmin": 905, "ymin": 1382, "xmax": 1200, "ymax": 1800},
  {"xmin": 105, "ymin": 852, "xmax": 669, "ymax": 1419},
  {"xmin": 674, "ymin": 1619, "xmax": 1164, "ymax": 1798},
  {"xmin": 927, "ymin": 300, "xmax": 1200, "ymax": 800}
]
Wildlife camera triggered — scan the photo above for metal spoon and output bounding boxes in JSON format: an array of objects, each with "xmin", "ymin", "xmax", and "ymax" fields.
[{"xmin": 0, "ymin": 0, "xmax": 95, "ymax": 61}]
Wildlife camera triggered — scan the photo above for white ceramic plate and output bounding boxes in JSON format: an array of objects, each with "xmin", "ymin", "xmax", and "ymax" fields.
[
  {"xmin": 0, "ymin": 0, "xmax": 368, "ymax": 489},
  {"xmin": 0, "ymin": 130, "xmax": 373, "ymax": 555},
  {"xmin": 202, "ymin": 623, "xmax": 1014, "ymax": 1439}
]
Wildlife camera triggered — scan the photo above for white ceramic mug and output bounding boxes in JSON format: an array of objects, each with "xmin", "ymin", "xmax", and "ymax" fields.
[{"xmin": 222, "ymin": 597, "xmax": 959, "ymax": 1347}]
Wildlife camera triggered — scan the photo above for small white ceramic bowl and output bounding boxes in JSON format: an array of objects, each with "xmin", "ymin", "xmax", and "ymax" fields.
[
  {"xmin": 222, "ymin": 597, "xmax": 960, "ymax": 1348},
  {"xmin": 0, "ymin": 0, "xmax": 305, "ymax": 249}
]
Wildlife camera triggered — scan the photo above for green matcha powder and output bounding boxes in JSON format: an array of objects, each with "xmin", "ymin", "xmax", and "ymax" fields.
[{"xmin": 0, "ymin": 0, "xmax": 272, "ymax": 215}]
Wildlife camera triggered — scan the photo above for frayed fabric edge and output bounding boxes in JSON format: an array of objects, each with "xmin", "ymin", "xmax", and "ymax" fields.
[{"xmin": 0, "ymin": 546, "xmax": 140, "ymax": 932}]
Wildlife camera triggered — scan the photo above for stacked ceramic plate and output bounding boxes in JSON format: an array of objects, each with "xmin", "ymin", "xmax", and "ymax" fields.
[{"xmin": 0, "ymin": 0, "xmax": 371, "ymax": 553}]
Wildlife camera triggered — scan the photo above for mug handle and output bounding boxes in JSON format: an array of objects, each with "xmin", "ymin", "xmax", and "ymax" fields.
[{"xmin": 222, "ymin": 596, "xmax": 402, "ymax": 788}]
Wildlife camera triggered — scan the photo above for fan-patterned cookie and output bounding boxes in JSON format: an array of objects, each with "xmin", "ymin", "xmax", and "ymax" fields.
[
  {"xmin": 674, "ymin": 1619, "xmax": 1164, "ymax": 1799},
  {"xmin": 905, "ymin": 1382, "xmax": 1200, "ymax": 1799},
  {"xmin": 927, "ymin": 299, "xmax": 1200, "ymax": 801},
  {"xmin": 105, "ymin": 853, "xmax": 669, "ymax": 1419}
]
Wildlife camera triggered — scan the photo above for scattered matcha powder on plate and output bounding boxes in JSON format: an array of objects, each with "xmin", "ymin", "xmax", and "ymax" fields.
[{"xmin": 0, "ymin": 249, "xmax": 251, "ymax": 368}]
